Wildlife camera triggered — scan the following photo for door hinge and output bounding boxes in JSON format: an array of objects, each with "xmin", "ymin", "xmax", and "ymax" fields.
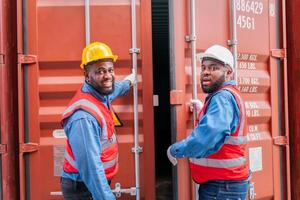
[
  {"xmin": 185, "ymin": 35, "xmax": 196, "ymax": 42},
  {"xmin": 0, "ymin": 54, "xmax": 4, "ymax": 64},
  {"xmin": 271, "ymin": 49, "xmax": 286, "ymax": 59},
  {"xmin": 170, "ymin": 90, "xmax": 184, "ymax": 105},
  {"xmin": 273, "ymin": 136, "xmax": 288, "ymax": 146},
  {"xmin": 0, "ymin": 144, "xmax": 7, "ymax": 154},
  {"xmin": 18, "ymin": 54, "xmax": 37, "ymax": 64},
  {"xmin": 19, "ymin": 143, "xmax": 39, "ymax": 153}
]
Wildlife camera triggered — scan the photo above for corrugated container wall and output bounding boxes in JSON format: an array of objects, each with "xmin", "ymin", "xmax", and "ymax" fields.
[
  {"xmin": 0, "ymin": 0, "xmax": 296, "ymax": 199},
  {"xmin": 16, "ymin": 0, "xmax": 154, "ymax": 199},
  {"xmin": 169, "ymin": 0, "xmax": 290, "ymax": 199},
  {"xmin": 0, "ymin": 0, "xmax": 19, "ymax": 199},
  {"xmin": 286, "ymin": 0, "xmax": 300, "ymax": 200}
]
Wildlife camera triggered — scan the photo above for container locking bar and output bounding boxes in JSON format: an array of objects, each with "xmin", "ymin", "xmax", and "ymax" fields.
[
  {"xmin": 19, "ymin": 142, "xmax": 39, "ymax": 153},
  {"xmin": 129, "ymin": 48, "xmax": 140, "ymax": 54},
  {"xmin": 273, "ymin": 136, "xmax": 288, "ymax": 146},
  {"xmin": 0, "ymin": 144, "xmax": 7, "ymax": 154},
  {"xmin": 131, "ymin": 146, "xmax": 143, "ymax": 154},
  {"xmin": 0, "ymin": 54, "xmax": 4, "ymax": 64},
  {"xmin": 18, "ymin": 54, "xmax": 37, "ymax": 64},
  {"xmin": 271, "ymin": 48, "xmax": 286, "ymax": 59},
  {"xmin": 112, "ymin": 183, "xmax": 137, "ymax": 198}
]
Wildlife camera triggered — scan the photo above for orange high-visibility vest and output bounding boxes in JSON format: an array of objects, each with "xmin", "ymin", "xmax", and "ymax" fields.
[
  {"xmin": 61, "ymin": 87, "xmax": 118, "ymax": 180},
  {"xmin": 190, "ymin": 85, "xmax": 249, "ymax": 183}
]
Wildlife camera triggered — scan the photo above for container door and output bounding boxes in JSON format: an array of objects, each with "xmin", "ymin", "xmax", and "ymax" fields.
[
  {"xmin": 17, "ymin": 0, "xmax": 154, "ymax": 199},
  {"xmin": 169, "ymin": 0, "xmax": 289, "ymax": 199},
  {"xmin": 1, "ymin": 1, "xmax": 19, "ymax": 200},
  {"xmin": 0, "ymin": 2, "xmax": 4, "ymax": 198}
]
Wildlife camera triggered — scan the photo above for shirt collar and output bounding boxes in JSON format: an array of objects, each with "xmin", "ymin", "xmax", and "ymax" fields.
[
  {"xmin": 223, "ymin": 80, "xmax": 236, "ymax": 86},
  {"xmin": 82, "ymin": 81, "xmax": 108, "ymax": 102}
]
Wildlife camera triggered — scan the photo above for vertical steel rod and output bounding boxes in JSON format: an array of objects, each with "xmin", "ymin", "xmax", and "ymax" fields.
[
  {"xmin": 190, "ymin": 0, "xmax": 198, "ymax": 199},
  {"xmin": 190, "ymin": 0, "xmax": 197, "ymax": 121},
  {"xmin": 130, "ymin": 0, "xmax": 140, "ymax": 199},
  {"xmin": 84, "ymin": 0, "xmax": 90, "ymax": 45},
  {"xmin": 281, "ymin": 0, "xmax": 291, "ymax": 199},
  {"xmin": 230, "ymin": 0, "xmax": 238, "ymax": 84}
]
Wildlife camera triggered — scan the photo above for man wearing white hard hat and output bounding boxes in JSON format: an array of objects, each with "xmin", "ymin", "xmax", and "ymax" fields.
[{"xmin": 167, "ymin": 45, "xmax": 250, "ymax": 199}]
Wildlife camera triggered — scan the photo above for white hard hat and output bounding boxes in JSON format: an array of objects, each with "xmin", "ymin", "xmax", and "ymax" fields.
[{"xmin": 198, "ymin": 45, "xmax": 234, "ymax": 71}]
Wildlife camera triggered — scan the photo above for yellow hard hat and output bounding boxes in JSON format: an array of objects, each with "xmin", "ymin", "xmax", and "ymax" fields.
[{"xmin": 80, "ymin": 42, "xmax": 118, "ymax": 68}]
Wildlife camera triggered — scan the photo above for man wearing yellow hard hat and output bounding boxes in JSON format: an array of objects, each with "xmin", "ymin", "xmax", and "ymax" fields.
[{"xmin": 60, "ymin": 42, "xmax": 135, "ymax": 199}]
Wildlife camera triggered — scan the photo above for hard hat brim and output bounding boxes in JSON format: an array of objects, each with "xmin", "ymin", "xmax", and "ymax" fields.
[
  {"xmin": 197, "ymin": 52, "xmax": 234, "ymax": 70},
  {"xmin": 197, "ymin": 53, "xmax": 223, "ymax": 63},
  {"xmin": 80, "ymin": 55, "xmax": 118, "ymax": 69}
]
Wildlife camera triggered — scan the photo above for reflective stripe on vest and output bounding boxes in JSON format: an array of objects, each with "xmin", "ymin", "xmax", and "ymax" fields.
[
  {"xmin": 192, "ymin": 86, "xmax": 247, "ymax": 169},
  {"xmin": 197, "ymin": 88, "xmax": 246, "ymax": 146},
  {"xmin": 223, "ymin": 87, "xmax": 245, "ymax": 137},
  {"xmin": 64, "ymin": 149, "xmax": 118, "ymax": 170},
  {"xmin": 190, "ymin": 157, "xmax": 246, "ymax": 168},
  {"xmin": 64, "ymin": 149, "xmax": 78, "ymax": 169},
  {"xmin": 224, "ymin": 135, "xmax": 247, "ymax": 145},
  {"xmin": 103, "ymin": 155, "xmax": 118, "ymax": 169},
  {"xmin": 101, "ymin": 133, "xmax": 117, "ymax": 150},
  {"xmin": 63, "ymin": 99, "xmax": 109, "ymax": 139},
  {"xmin": 62, "ymin": 92, "xmax": 118, "ymax": 176},
  {"xmin": 64, "ymin": 133, "xmax": 118, "ymax": 171}
]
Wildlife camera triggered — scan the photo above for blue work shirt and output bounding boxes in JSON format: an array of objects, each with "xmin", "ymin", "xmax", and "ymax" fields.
[
  {"xmin": 61, "ymin": 80, "xmax": 130, "ymax": 200},
  {"xmin": 170, "ymin": 80, "xmax": 241, "ymax": 158}
]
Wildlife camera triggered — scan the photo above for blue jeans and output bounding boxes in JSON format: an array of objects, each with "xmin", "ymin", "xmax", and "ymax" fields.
[
  {"xmin": 61, "ymin": 177, "xmax": 112, "ymax": 200},
  {"xmin": 198, "ymin": 178, "xmax": 250, "ymax": 200},
  {"xmin": 61, "ymin": 177, "xmax": 93, "ymax": 200}
]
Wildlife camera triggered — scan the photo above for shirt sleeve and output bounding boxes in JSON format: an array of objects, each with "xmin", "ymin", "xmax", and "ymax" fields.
[
  {"xmin": 109, "ymin": 80, "xmax": 130, "ymax": 101},
  {"xmin": 66, "ymin": 112, "xmax": 116, "ymax": 200},
  {"xmin": 170, "ymin": 91, "xmax": 239, "ymax": 158}
]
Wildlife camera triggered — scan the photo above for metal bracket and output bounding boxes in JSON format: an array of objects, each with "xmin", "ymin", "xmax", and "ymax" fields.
[
  {"xmin": 112, "ymin": 183, "xmax": 136, "ymax": 198},
  {"xmin": 129, "ymin": 48, "xmax": 140, "ymax": 54},
  {"xmin": 273, "ymin": 136, "xmax": 288, "ymax": 146},
  {"xmin": 271, "ymin": 48, "xmax": 286, "ymax": 59},
  {"xmin": 0, "ymin": 144, "xmax": 7, "ymax": 154},
  {"xmin": 185, "ymin": 35, "xmax": 196, "ymax": 42},
  {"xmin": 0, "ymin": 54, "xmax": 4, "ymax": 64},
  {"xmin": 227, "ymin": 39, "xmax": 238, "ymax": 46},
  {"xmin": 131, "ymin": 146, "xmax": 143, "ymax": 154},
  {"xmin": 249, "ymin": 182, "xmax": 256, "ymax": 200},
  {"xmin": 19, "ymin": 143, "xmax": 39, "ymax": 153},
  {"xmin": 18, "ymin": 54, "xmax": 37, "ymax": 64}
]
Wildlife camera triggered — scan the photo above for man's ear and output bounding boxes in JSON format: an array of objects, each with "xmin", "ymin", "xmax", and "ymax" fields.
[
  {"xmin": 84, "ymin": 70, "xmax": 89, "ymax": 82},
  {"xmin": 228, "ymin": 70, "xmax": 233, "ymax": 76},
  {"xmin": 225, "ymin": 66, "xmax": 234, "ymax": 81},
  {"xmin": 226, "ymin": 66, "xmax": 233, "ymax": 75}
]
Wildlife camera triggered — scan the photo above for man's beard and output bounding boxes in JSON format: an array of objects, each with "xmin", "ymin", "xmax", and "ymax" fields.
[
  {"xmin": 96, "ymin": 82, "xmax": 115, "ymax": 95},
  {"xmin": 201, "ymin": 74, "xmax": 225, "ymax": 94},
  {"xmin": 89, "ymin": 76, "xmax": 115, "ymax": 96}
]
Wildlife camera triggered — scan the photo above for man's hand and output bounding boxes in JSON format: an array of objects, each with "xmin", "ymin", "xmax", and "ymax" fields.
[
  {"xmin": 124, "ymin": 69, "xmax": 136, "ymax": 86},
  {"xmin": 167, "ymin": 146, "xmax": 178, "ymax": 166},
  {"xmin": 189, "ymin": 99, "xmax": 204, "ymax": 113}
]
